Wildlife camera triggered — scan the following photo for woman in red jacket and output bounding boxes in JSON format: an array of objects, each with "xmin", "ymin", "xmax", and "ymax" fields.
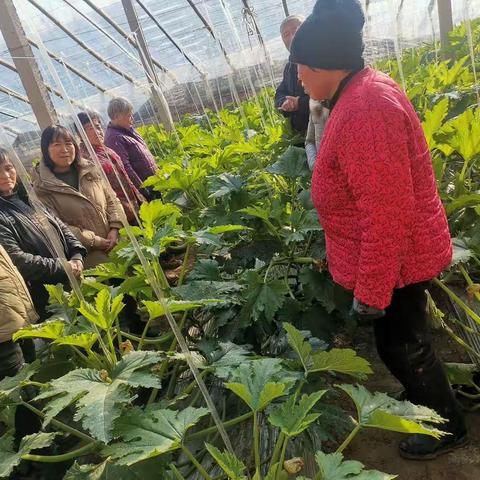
[{"xmin": 290, "ymin": 0, "xmax": 466, "ymax": 460}]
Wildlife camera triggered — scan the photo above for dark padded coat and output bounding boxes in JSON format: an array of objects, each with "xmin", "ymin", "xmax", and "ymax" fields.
[
  {"xmin": 274, "ymin": 62, "xmax": 310, "ymax": 135},
  {"xmin": 0, "ymin": 186, "xmax": 86, "ymax": 317}
]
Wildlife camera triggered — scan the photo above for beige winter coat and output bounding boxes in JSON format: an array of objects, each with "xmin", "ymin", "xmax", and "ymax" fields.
[
  {"xmin": 0, "ymin": 245, "xmax": 38, "ymax": 343},
  {"xmin": 32, "ymin": 158, "xmax": 126, "ymax": 268}
]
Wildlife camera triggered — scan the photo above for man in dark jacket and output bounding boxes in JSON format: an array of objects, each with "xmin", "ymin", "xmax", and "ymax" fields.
[{"xmin": 275, "ymin": 15, "xmax": 310, "ymax": 135}]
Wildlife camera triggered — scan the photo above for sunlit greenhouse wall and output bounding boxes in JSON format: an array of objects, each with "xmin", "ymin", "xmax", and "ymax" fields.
[{"xmin": 0, "ymin": 0, "xmax": 478, "ymax": 161}]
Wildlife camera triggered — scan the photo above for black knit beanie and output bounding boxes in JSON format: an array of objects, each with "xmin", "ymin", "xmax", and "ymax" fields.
[{"xmin": 289, "ymin": 0, "xmax": 365, "ymax": 70}]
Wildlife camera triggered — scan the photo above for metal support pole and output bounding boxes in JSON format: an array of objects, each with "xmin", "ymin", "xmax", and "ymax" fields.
[
  {"xmin": 120, "ymin": 0, "xmax": 174, "ymax": 131},
  {"xmin": 282, "ymin": 0, "xmax": 290, "ymax": 17},
  {"xmin": 0, "ymin": 0, "xmax": 57, "ymax": 129},
  {"xmin": 438, "ymin": 0, "xmax": 453, "ymax": 52}
]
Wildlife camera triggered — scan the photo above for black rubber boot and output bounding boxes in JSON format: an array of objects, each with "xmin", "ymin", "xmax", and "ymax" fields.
[
  {"xmin": 374, "ymin": 283, "xmax": 468, "ymax": 461},
  {"xmin": 399, "ymin": 430, "xmax": 468, "ymax": 460}
]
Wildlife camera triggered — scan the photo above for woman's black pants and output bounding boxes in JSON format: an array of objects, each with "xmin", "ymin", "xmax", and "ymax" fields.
[{"xmin": 373, "ymin": 282, "xmax": 465, "ymax": 434}]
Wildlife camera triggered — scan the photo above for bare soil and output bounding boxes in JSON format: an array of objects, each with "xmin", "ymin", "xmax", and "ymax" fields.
[{"xmin": 345, "ymin": 327, "xmax": 480, "ymax": 480}]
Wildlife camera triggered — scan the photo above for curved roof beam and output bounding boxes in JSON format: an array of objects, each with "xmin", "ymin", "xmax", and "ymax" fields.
[
  {"xmin": 184, "ymin": 0, "xmax": 235, "ymax": 71},
  {"xmin": 0, "ymin": 84, "xmax": 29, "ymax": 104},
  {"xmin": 27, "ymin": 0, "xmax": 140, "ymax": 87},
  {"xmin": 0, "ymin": 57, "xmax": 91, "ymax": 108},
  {"xmin": 135, "ymin": 0, "xmax": 204, "ymax": 77},
  {"xmin": 79, "ymin": 0, "xmax": 174, "ymax": 82},
  {"xmin": 28, "ymin": 39, "xmax": 109, "ymax": 94}
]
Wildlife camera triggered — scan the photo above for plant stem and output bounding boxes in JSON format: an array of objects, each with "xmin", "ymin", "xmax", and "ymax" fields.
[
  {"xmin": 269, "ymin": 432, "xmax": 286, "ymax": 470},
  {"xmin": 180, "ymin": 444, "xmax": 212, "ymax": 480},
  {"xmin": 434, "ymin": 278, "xmax": 480, "ymax": 326},
  {"xmin": 336, "ymin": 423, "xmax": 361, "ymax": 453},
  {"xmin": 177, "ymin": 243, "xmax": 192, "ymax": 287},
  {"xmin": 278, "ymin": 436, "xmax": 289, "ymax": 475},
  {"xmin": 253, "ymin": 412, "xmax": 261, "ymax": 477},
  {"xmin": 169, "ymin": 463, "xmax": 187, "ymax": 480},
  {"xmin": 20, "ymin": 402, "xmax": 94, "ymax": 444},
  {"xmin": 188, "ymin": 412, "xmax": 253, "ymax": 442},
  {"xmin": 21, "ymin": 441, "xmax": 100, "ymax": 463},
  {"xmin": 137, "ymin": 313, "xmax": 157, "ymax": 351},
  {"xmin": 115, "ymin": 317, "xmax": 123, "ymax": 352},
  {"xmin": 120, "ymin": 330, "xmax": 173, "ymax": 345}
]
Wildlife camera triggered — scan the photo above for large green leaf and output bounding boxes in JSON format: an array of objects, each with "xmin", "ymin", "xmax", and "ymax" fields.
[
  {"xmin": 422, "ymin": 97, "xmax": 449, "ymax": 149},
  {"xmin": 242, "ymin": 271, "xmax": 289, "ymax": 323},
  {"xmin": 284, "ymin": 323, "xmax": 372, "ymax": 378},
  {"xmin": 337, "ymin": 384, "xmax": 445, "ymax": 438},
  {"xmin": 209, "ymin": 173, "xmax": 244, "ymax": 198},
  {"xmin": 35, "ymin": 351, "xmax": 163, "ymax": 442},
  {"xmin": 53, "ymin": 333, "xmax": 98, "ymax": 351},
  {"xmin": 268, "ymin": 390, "xmax": 326, "ymax": 437},
  {"xmin": 446, "ymin": 362, "xmax": 477, "ymax": 387},
  {"xmin": 224, "ymin": 358, "xmax": 290, "ymax": 411},
  {"xmin": 309, "ymin": 350, "xmax": 373, "ymax": 377},
  {"xmin": 308, "ymin": 451, "xmax": 397, "ymax": 480},
  {"xmin": 64, "ymin": 458, "xmax": 169, "ymax": 480},
  {"xmin": 266, "ymin": 146, "xmax": 310, "ymax": 178},
  {"xmin": 144, "ymin": 298, "xmax": 223, "ymax": 318},
  {"xmin": 105, "ymin": 406, "xmax": 208, "ymax": 465},
  {"xmin": 205, "ymin": 443, "xmax": 247, "ymax": 480},
  {"xmin": 0, "ymin": 362, "xmax": 39, "ymax": 404},
  {"xmin": 0, "ymin": 431, "xmax": 56, "ymax": 478},
  {"xmin": 13, "ymin": 319, "xmax": 65, "ymax": 342},
  {"xmin": 78, "ymin": 290, "xmax": 124, "ymax": 331},
  {"xmin": 139, "ymin": 200, "xmax": 181, "ymax": 240},
  {"xmin": 299, "ymin": 268, "xmax": 336, "ymax": 313}
]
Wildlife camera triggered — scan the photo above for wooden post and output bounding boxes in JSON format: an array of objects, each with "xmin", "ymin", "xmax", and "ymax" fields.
[
  {"xmin": 438, "ymin": 0, "xmax": 453, "ymax": 52},
  {"xmin": 120, "ymin": 0, "xmax": 174, "ymax": 131},
  {"xmin": 0, "ymin": 0, "xmax": 58, "ymax": 130}
]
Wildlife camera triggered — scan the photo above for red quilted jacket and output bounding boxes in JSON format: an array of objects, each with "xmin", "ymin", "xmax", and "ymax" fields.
[{"xmin": 311, "ymin": 67, "xmax": 452, "ymax": 309}]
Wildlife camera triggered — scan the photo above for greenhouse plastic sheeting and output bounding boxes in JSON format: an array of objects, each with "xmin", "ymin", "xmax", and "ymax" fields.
[{"xmin": 0, "ymin": 0, "xmax": 479, "ymax": 139}]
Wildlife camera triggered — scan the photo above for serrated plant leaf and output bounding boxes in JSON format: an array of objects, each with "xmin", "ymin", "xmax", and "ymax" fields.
[
  {"xmin": 224, "ymin": 358, "xmax": 289, "ymax": 411},
  {"xmin": 309, "ymin": 349, "xmax": 373, "ymax": 378},
  {"xmin": 0, "ymin": 362, "xmax": 39, "ymax": 404},
  {"xmin": 106, "ymin": 406, "xmax": 209, "ymax": 465},
  {"xmin": 144, "ymin": 299, "xmax": 223, "ymax": 319},
  {"xmin": 53, "ymin": 333, "xmax": 98, "ymax": 351},
  {"xmin": 268, "ymin": 390, "xmax": 326, "ymax": 437},
  {"xmin": 284, "ymin": 324, "xmax": 372, "ymax": 378},
  {"xmin": 139, "ymin": 200, "xmax": 181, "ymax": 240},
  {"xmin": 206, "ymin": 225, "xmax": 248, "ymax": 235},
  {"xmin": 283, "ymin": 323, "xmax": 312, "ymax": 373},
  {"xmin": 0, "ymin": 431, "xmax": 56, "ymax": 478},
  {"xmin": 78, "ymin": 290, "xmax": 124, "ymax": 331},
  {"xmin": 266, "ymin": 146, "xmax": 310, "ymax": 178},
  {"xmin": 35, "ymin": 352, "xmax": 163, "ymax": 442},
  {"xmin": 205, "ymin": 443, "xmax": 247, "ymax": 480},
  {"xmin": 13, "ymin": 320, "xmax": 65, "ymax": 342},
  {"xmin": 313, "ymin": 451, "xmax": 397, "ymax": 480},
  {"xmin": 337, "ymin": 384, "xmax": 445, "ymax": 438},
  {"xmin": 243, "ymin": 271, "xmax": 289, "ymax": 322}
]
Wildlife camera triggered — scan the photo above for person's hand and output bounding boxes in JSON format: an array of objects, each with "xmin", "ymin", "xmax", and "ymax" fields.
[
  {"xmin": 280, "ymin": 96, "xmax": 300, "ymax": 112},
  {"xmin": 351, "ymin": 298, "xmax": 386, "ymax": 322},
  {"xmin": 96, "ymin": 237, "xmax": 111, "ymax": 252},
  {"xmin": 106, "ymin": 229, "xmax": 119, "ymax": 252},
  {"xmin": 68, "ymin": 259, "xmax": 83, "ymax": 279}
]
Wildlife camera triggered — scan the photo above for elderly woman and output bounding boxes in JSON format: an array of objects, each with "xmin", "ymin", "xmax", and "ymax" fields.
[
  {"xmin": 77, "ymin": 111, "xmax": 145, "ymax": 224},
  {"xmin": 0, "ymin": 148, "xmax": 86, "ymax": 319},
  {"xmin": 104, "ymin": 98, "xmax": 158, "ymax": 200},
  {"xmin": 305, "ymin": 99, "xmax": 329, "ymax": 170},
  {"xmin": 33, "ymin": 126, "xmax": 126, "ymax": 268},
  {"xmin": 290, "ymin": 0, "xmax": 466, "ymax": 459}
]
